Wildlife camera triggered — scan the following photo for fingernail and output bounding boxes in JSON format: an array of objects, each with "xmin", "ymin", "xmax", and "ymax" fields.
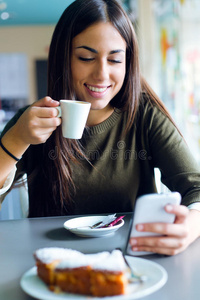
[
  {"xmin": 130, "ymin": 239, "xmax": 137, "ymax": 245},
  {"xmin": 46, "ymin": 96, "xmax": 51, "ymax": 101},
  {"xmin": 137, "ymin": 224, "xmax": 144, "ymax": 231},
  {"xmin": 132, "ymin": 247, "xmax": 138, "ymax": 251},
  {"xmin": 166, "ymin": 204, "xmax": 173, "ymax": 211}
]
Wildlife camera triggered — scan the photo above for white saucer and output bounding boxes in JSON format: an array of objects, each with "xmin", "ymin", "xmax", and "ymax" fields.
[
  {"xmin": 20, "ymin": 256, "xmax": 168, "ymax": 300},
  {"xmin": 63, "ymin": 215, "xmax": 124, "ymax": 237}
]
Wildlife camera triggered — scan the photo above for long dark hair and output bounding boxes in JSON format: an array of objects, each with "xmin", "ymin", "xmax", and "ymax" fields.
[{"xmin": 41, "ymin": 0, "xmax": 178, "ymax": 215}]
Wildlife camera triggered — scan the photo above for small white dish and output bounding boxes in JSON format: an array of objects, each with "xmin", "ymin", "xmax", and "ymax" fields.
[{"xmin": 63, "ymin": 215, "xmax": 124, "ymax": 237}]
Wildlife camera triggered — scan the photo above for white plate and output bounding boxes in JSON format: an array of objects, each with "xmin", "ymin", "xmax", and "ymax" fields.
[
  {"xmin": 20, "ymin": 256, "xmax": 168, "ymax": 300},
  {"xmin": 63, "ymin": 216, "xmax": 124, "ymax": 237}
]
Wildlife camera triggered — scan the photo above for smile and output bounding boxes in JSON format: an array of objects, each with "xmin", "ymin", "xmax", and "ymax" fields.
[{"xmin": 85, "ymin": 84, "xmax": 108, "ymax": 93}]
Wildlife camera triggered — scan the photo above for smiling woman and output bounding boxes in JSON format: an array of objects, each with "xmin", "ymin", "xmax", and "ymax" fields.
[
  {"xmin": 0, "ymin": 0, "xmax": 200, "ymax": 256},
  {"xmin": 71, "ymin": 22, "xmax": 126, "ymax": 124}
]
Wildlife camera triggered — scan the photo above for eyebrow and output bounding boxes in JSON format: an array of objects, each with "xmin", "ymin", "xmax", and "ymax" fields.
[{"xmin": 76, "ymin": 45, "xmax": 125, "ymax": 54}]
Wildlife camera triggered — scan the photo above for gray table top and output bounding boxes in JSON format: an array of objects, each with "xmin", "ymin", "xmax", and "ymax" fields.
[{"xmin": 0, "ymin": 213, "xmax": 200, "ymax": 300}]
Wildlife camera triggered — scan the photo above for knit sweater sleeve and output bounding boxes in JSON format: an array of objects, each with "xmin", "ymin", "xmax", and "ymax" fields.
[{"xmin": 142, "ymin": 100, "xmax": 200, "ymax": 206}]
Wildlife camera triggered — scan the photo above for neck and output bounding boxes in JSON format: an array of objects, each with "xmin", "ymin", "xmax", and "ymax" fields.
[{"xmin": 87, "ymin": 105, "xmax": 114, "ymax": 127}]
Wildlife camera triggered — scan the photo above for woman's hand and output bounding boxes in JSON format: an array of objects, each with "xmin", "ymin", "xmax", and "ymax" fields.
[
  {"xmin": 129, "ymin": 205, "xmax": 200, "ymax": 256},
  {"xmin": 11, "ymin": 96, "xmax": 61, "ymax": 146},
  {"xmin": 0, "ymin": 97, "xmax": 61, "ymax": 188}
]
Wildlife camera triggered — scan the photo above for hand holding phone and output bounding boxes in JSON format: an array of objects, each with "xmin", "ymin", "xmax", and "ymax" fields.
[{"xmin": 126, "ymin": 192, "xmax": 181, "ymax": 256}]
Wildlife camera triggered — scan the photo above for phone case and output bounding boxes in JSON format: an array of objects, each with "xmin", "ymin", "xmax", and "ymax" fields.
[{"xmin": 126, "ymin": 192, "xmax": 181, "ymax": 256}]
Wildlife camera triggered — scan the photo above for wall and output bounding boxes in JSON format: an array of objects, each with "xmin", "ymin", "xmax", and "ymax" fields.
[
  {"xmin": 0, "ymin": 25, "xmax": 54, "ymax": 104},
  {"xmin": 0, "ymin": 26, "xmax": 54, "ymax": 219},
  {"xmin": 137, "ymin": 0, "xmax": 156, "ymax": 88}
]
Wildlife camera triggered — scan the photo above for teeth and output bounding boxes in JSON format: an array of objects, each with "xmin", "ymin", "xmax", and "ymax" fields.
[{"xmin": 87, "ymin": 85, "xmax": 107, "ymax": 92}]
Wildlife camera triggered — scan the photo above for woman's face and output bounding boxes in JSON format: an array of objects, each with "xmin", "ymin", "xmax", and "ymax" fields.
[{"xmin": 71, "ymin": 22, "xmax": 126, "ymax": 111}]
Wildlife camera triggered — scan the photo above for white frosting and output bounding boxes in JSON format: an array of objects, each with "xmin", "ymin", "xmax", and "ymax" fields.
[
  {"xmin": 55, "ymin": 249, "xmax": 127, "ymax": 272},
  {"xmin": 56, "ymin": 251, "xmax": 110, "ymax": 269},
  {"xmin": 89, "ymin": 250, "xmax": 127, "ymax": 272},
  {"xmin": 35, "ymin": 248, "xmax": 127, "ymax": 272},
  {"xmin": 34, "ymin": 247, "xmax": 81, "ymax": 264}
]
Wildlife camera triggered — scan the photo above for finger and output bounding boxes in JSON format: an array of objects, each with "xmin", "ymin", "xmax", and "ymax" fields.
[
  {"xmin": 29, "ymin": 127, "xmax": 58, "ymax": 144},
  {"xmin": 129, "ymin": 237, "xmax": 187, "ymax": 256},
  {"xmin": 29, "ymin": 117, "xmax": 61, "ymax": 129},
  {"xmin": 165, "ymin": 204, "xmax": 189, "ymax": 224},
  {"xmin": 30, "ymin": 106, "xmax": 60, "ymax": 118},
  {"xmin": 130, "ymin": 244, "xmax": 181, "ymax": 256},
  {"xmin": 130, "ymin": 235, "xmax": 187, "ymax": 250},
  {"xmin": 32, "ymin": 96, "xmax": 60, "ymax": 108},
  {"xmin": 36, "ymin": 126, "xmax": 59, "ymax": 135},
  {"xmin": 135, "ymin": 222, "xmax": 188, "ymax": 237}
]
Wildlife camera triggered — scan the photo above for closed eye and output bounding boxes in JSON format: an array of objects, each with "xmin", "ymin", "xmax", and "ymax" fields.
[
  {"xmin": 108, "ymin": 59, "xmax": 122, "ymax": 64},
  {"xmin": 78, "ymin": 57, "xmax": 94, "ymax": 62}
]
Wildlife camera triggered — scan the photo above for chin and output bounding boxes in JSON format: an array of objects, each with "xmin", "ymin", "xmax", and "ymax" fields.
[
  {"xmin": 90, "ymin": 102, "xmax": 111, "ymax": 111},
  {"xmin": 90, "ymin": 106, "xmax": 103, "ymax": 110}
]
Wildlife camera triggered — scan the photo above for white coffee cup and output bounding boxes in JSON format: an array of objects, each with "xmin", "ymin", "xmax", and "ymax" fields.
[{"xmin": 56, "ymin": 100, "xmax": 91, "ymax": 139}]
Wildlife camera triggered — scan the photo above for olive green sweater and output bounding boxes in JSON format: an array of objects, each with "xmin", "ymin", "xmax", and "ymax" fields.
[{"xmin": 1, "ymin": 97, "xmax": 200, "ymax": 217}]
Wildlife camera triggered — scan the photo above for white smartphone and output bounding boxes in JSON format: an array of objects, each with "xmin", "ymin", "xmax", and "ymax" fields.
[{"xmin": 126, "ymin": 192, "xmax": 181, "ymax": 256}]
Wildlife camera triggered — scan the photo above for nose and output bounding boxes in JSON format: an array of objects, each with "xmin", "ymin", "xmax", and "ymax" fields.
[{"xmin": 93, "ymin": 59, "xmax": 109, "ymax": 81}]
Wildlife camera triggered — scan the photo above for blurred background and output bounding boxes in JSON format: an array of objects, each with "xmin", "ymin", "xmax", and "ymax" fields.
[{"xmin": 0, "ymin": 0, "xmax": 200, "ymax": 219}]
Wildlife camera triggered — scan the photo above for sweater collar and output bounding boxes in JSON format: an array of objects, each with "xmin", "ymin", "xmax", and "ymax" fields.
[{"xmin": 84, "ymin": 108, "xmax": 122, "ymax": 135}]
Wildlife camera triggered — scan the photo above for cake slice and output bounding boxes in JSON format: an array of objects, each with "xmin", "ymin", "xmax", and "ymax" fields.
[
  {"xmin": 89, "ymin": 250, "xmax": 128, "ymax": 296},
  {"xmin": 33, "ymin": 247, "xmax": 80, "ymax": 286},
  {"xmin": 34, "ymin": 247, "xmax": 130, "ymax": 296}
]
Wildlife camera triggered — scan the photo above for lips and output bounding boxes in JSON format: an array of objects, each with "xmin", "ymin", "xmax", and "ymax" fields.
[{"xmin": 85, "ymin": 84, "xmax": 110, "ymax": 93}]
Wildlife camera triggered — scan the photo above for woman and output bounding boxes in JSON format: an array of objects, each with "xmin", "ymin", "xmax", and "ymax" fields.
[{"xmin": 0, "ymin": 0, "xmax": 200, "ymax": 255}]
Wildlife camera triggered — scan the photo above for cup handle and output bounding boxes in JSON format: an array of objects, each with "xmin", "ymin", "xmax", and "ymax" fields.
[{"xmin": 56, "ymin": 106, "xmax": 61, "ymax": 117}]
